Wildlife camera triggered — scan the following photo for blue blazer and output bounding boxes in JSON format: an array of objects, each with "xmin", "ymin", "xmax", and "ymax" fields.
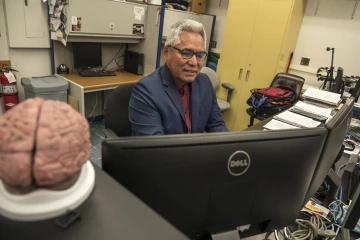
[{"xmin": 129, "ymin": 64, "xmax": 228, "ymax": 136}]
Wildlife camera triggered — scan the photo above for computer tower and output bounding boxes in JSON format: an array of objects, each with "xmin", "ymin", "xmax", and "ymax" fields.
[{"xmin": 124, "ymin": 50, "xmax": 144, "ymax": 75}]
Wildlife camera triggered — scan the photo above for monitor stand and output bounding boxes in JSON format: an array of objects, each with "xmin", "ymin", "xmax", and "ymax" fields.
[{"xmin": 212, "ymin": 230, "xmax": 241, "ymax": 240}]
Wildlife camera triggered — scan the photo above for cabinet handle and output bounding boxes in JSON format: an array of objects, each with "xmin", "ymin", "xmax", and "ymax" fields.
[
  {"xmin": 245, "ymin": 70, "xmax": 250, "ymax": 82},
  {"xmin": 238, "ymin": 68, "xmax": 243, "ymax": 80}
]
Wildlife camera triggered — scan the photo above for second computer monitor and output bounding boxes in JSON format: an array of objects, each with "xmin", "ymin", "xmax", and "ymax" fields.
[
  {"xmin": 330, "ymin": 67, "xmax": 344, "ymax": 95},
  {"xmin": 102, "ymin": 128, "xmax": 328, "ymax": 239},
  {"xmin": 351, "ymin": 78, "xmax": 360, "ymax": 102},
  {"xmin": 72, "ymin": 42, "xmax": 102, "ymax": 70},
  {"xmin": 303, "ymin": 97, "xmax": 354, "ymax": 205}
]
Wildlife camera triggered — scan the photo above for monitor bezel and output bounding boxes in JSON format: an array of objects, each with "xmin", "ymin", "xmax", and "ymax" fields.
[{"xmin": 303, "ymin": 97, "xmax": 354, "ymax": 206}]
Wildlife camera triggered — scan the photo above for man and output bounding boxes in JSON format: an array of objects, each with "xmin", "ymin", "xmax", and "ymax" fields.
[{"xmin": 129, "ymin": 19, "xmax": 228, "ymax": 135}]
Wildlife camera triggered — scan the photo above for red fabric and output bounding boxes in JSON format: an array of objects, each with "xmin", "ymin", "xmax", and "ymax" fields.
[
  {"xmin": 256, "ymin": 87, "xmax": 293, "ymax": 100},
  {"xmin": 174, "ymin": 79, "xmax": 192, "ymax": 133}
]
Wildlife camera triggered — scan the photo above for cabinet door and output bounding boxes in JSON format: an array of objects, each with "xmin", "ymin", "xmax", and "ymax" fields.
[
  {"xmin": 4, "ymin": 0, "xmax": 50, "ymax": 48},
  {"xmin": 232, "ymin": 0, "xmax": 294, "ymax": 131},
  {"xmin": 217, "ymin": 0, "xmax": 259, "ymax": 130},
  {"xmin": 0, "ymin": 0, "xmax": 9, "ymax": 59},
  {"xmin": 65, "ymin": 1, "xmax": 146, "ymax": 37}
]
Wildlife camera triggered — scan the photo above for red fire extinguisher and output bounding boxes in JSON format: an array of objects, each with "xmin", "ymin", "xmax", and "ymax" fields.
[{"xmin": 0, "ymin": 64, "xmax": 19, "ymax": 111}]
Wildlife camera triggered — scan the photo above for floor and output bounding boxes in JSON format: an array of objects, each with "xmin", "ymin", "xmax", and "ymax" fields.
[{"xmin": 89, "ymin": 120, "xmax": 105, "ymax": 168}]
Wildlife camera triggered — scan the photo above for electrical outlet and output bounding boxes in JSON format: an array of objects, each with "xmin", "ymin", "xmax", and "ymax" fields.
[{"xmin": 300, "ymin": 57, "xmax": 310, "ymax": 66}]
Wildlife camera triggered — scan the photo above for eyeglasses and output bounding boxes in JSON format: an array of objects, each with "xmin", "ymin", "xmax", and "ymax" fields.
[{"xmin": 171, "ymin": 47, "xmax": 207, "ymax": 61}]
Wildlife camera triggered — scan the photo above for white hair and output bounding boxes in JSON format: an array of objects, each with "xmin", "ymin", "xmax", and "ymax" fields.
[{"xmin": 165, "ymin": 19, "xmax": 207, "ymax": 50}]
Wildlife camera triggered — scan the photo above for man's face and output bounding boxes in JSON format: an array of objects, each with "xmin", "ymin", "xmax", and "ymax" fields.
[{"xmin": 164, "ymin": 32, "xmax": 206, "ymax": 85}]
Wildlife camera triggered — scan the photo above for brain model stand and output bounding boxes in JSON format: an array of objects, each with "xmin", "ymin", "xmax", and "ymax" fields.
[{"xmin": 0, "ymin": 98, "xmax": 94, "ymax": 222}]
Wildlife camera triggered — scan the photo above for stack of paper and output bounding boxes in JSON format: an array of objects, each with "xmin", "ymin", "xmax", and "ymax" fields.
[
  {"xmin": 302, "ymin": 87, "xmax": 342, "ymax": 108},
  {"xmin": 263, "ymin": 119, "xmax": 300, "ymax": 130},
  {"xmin": 273, "ymin": 110, "xmax": 322, "ymax": 128},
  {"xmin": 289, "ymin": 101, "xmax": 333, "ymax": 121}
]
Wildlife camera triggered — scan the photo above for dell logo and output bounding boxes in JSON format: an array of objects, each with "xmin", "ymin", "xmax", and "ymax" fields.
[
  {"xmin": 230, "ymin": 160, "xmax": 248, "ymax": 167},
  {"xmin": 228, "ymin": 151, "xmax": 251, "ymax": 176}
]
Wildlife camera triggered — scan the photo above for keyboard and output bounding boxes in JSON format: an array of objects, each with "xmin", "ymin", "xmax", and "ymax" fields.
[{"xmin": 79, "ymin": 70, "xmax": 117, "ymax": 77}]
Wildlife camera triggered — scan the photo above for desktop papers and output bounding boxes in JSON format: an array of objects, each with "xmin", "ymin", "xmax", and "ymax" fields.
[
  {"xmin": 273, "ymin": 110, "xmax": 322, "ymax": 128},
  {"xmin": 289, "ymin": 101, "xmax": 332, "ymax": 121},
  {"xmin": 263, "ymin": 119, "xmax": 300, "ymax": 130},
  {"xmin": 302, "ymin": 87, "xmax": 342, "ymax": 107}
]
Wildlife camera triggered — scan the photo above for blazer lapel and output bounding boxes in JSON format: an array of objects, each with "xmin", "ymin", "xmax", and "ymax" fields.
[
  {"xmin": 161, "ymin": 65, "xmax": 186, "ymax": 124},
  {"xmin": 191, "ymin": 80, "xmax": 200, "ymax": 130}
]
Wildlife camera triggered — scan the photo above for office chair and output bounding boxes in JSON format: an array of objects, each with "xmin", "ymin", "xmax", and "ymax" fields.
[
  {"xmin": 102, "ymin": 82, "xmax": 135, "ymax": 138},
  {"xmin": 269, "ymin": 73, "xmax": 305, "ymax": 101},
  {"xmin": 200, "ymin": 67, "xmax": 234, "ymax": 112},
  {"xmin": 246, "ymin": 73, "xmax": 305, "ymax": 126}
]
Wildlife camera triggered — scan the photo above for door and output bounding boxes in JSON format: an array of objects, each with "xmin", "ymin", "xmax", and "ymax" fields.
[
  {"xmin": 217, "ymin": 0, "xmax": 259, "ymax": 130},
  {"xmin": 232, "ymin": 0, "xmax": 294, "ymax": 131}
]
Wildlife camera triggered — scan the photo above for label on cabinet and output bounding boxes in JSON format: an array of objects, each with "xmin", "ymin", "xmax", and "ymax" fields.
[
  {"xmin": 71, "ymin": 17, "xmax": 82, "ymax": 31},
  {"xmin": 134, "ymin": 6, "xmax": 145, "ymax": 20}
]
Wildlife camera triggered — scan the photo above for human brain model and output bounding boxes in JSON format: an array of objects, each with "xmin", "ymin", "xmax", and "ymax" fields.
[{"xmin": 0, "ymin": 98, "xmax": 91, "ymax": 193}]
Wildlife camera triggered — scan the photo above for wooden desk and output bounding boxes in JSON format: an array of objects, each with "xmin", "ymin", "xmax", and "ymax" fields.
[{"xmin": 59, "ymin": 72, "xmax": 143, "ymax": 116}]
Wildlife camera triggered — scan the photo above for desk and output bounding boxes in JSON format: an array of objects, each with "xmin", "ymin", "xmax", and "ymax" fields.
[
  {"xmin": 0, "ymin": 164, "xmax": 188, "ymax": 240},
  {"xmin": 61, "ymin": 72, "xmax": 143, "ymax": 116}
]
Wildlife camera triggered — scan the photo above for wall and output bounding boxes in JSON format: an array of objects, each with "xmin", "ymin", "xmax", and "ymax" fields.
[
  {"xmin": 205, "ymin": 0, "xmax": 229, "ymax": 53},
  {"xmin": 289, "ymin": 0, "xmax": 360, "ymax": 89},
  {"xmin": 0, "ymin": 0, "xmax": 51, "ymax": 116}
]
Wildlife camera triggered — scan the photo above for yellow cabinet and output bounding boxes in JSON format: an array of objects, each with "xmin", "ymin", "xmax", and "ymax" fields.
[
  {"xmin": 217, "ymin": 0, "xmax": 259, "ymax": 129},
  {"xmin": 217, "ymin": 0, "xmax": 306, "ymax": 131}
]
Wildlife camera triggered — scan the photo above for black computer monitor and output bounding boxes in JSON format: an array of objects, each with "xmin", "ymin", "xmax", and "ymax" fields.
[
  {"xmin": 341, "ymin": 163, "xmax": 360, "ymax": 204},
  {"xmin": 351, "ymin": 79, "xmax": 360, "ymax": 103},
  {"xmin": 330, "ymin": 67, "xmax": 344, "ymax": 95},
  {"xmin": 303, "ymin": 97, "xmax": 354, "ymax": 206},
  {"xmin": 102, "ymin": 128, "xmax": 328, "ymax": 239},
  {"xmin": 72, "ymin": 42, "xmax": 102, "ymax": 69},
  {"xmin": 343, "ymin": 184, "xmax": 360, "ymax": 231}
]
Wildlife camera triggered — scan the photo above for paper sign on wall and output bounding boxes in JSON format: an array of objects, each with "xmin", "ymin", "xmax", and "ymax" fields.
[
  {"xmin": 134, "ymin": 6, "xmax": 145, "ymax": 15},
  {"xmin": 134, "ymin": 6, "xmax": 144, "ymax": 21},
  {"xmin": 71, "ymin": 16, "xmax": 78, "ymax": 25},
  {"xmin": 51, "ymin": 32, "xmax": 58, "ymax": 40}
]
